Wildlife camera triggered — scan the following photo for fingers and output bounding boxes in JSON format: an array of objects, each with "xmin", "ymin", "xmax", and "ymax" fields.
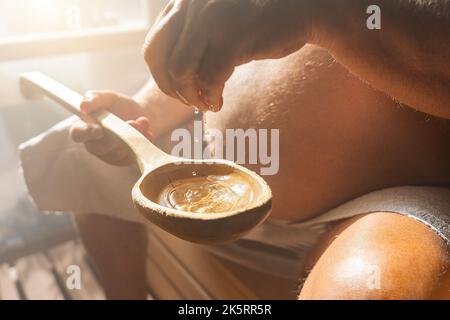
[
  {"xmin": 86, "ymin": 142, "xmax": 130, "ymax": 166},
  {"xmin": 71, "ymin": 120, "xmax": 120, "ymax": 158},
  {"xmin": 70, "ymin": 122, "xmax": 104, "ymax": 143},
  {"xmin": 197, "ymin": 44, "xmax": 236, "ymax": 112},
  {"xmin": 153, "ymin": 0, "xmax": 176, "ymax": 25},
  {"xmin": 145, "ymin": 0, "xmax": 234, "ymax": 112},
  {"xmin": 84, "ymin": 137, "xmax": 123, "ymax": 158},
  {"xmin": 143, "ymin": 0, "xmax": 190, "ymax": 100},
  {"xmin": 128, "ymin": 117, "xmax": 154, "ymax": 141},
  {"xmin": 77, "ymin": 127, "xmax": 130, "ymax": 166},
  {"xmin": 79, "ymin": 90, "xmax": 120, "ymax": 114},
  {"xmin": 73, "ymin": 90, "xmax": 153, "ymax": 166},
  {"xmin": 70, "ymin": 122, "xmax": 126, "ymax": 165},
  {"xmin": 167, "ymin": 1, "xmax": 209, "ymax": 109},
  {"xmin": 70, "ymin": 117, "xmax": 153, "ymax": 162}
]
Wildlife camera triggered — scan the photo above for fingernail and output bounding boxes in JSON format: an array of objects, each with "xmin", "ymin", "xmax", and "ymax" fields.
[
  {"xmin": 197, "ymin": 87, "xmax": 209, "ymax": 110},
  {"xmin": 80, "ymin": 97, "xmax": 94, "ymax": 113},
  {"xmin": 137, "ymin": 117, "xmax": 150, "ymax": 126},
  {"xmin": 202, "ymin": 93, "xmax": 220, "ymax": 112},
  {"xmin": 210, "ymin": 104, "xmax": 221, "ymax": 112}
]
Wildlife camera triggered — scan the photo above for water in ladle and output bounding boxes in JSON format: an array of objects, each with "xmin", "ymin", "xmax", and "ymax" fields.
[
  {"xmin": 157, "ymin": 108, "xmax": 254, "ymax": 214},
  {"xmin": 158, "ymin": 173, "xmax": 254, "ymax": 214}
]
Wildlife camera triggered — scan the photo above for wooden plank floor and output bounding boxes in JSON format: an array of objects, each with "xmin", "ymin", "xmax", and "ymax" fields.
[{"xmin": 0, "ymin": 240, "xmax": 105, "ymax": 300}]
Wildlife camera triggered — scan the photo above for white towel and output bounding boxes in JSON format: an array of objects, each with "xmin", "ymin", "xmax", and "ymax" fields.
[{"xmin": 19, "ymin": 116, "xmax": 147, "ymax": 224}]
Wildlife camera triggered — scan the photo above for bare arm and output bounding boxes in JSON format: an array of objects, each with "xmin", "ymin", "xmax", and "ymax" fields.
[
  {"xmin": 134, "ymin": 79, "xmax": 194, "ymax": 139},
  {"xmin": 313, "ymin": 0, "xmax": 450, "ymax": 119},
  {"xmin": 144, "ymin": 0, "xmax": 450, "ymax": 118}
]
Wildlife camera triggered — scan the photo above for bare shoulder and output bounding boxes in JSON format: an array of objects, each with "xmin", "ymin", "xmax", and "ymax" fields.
[{"xmin": 299, "ymin": 212, "xmax": 450, "ymax": 300}]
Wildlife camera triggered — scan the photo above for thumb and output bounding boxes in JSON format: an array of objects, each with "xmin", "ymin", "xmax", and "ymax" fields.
[
  {"xmin": 127, "ymin": 117, "xmax": 154, "ymax": 141},
  {"xmin": 80, "ymin": 90, "xmax": 121, "ymax": 114}
]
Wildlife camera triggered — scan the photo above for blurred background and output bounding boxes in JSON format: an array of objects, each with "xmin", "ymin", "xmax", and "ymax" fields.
[{"xmin": 0, "ymin": 0, "xmax": 166, "ymax": 299}]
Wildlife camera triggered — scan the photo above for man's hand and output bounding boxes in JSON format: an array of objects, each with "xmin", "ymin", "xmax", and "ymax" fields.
[
  {"xmin": 143, "ymin": 0, "xmax": 312, "ymax": 112},
  {"xmin": 70, "ymin": 91, "xmax": 153, "ymax": 166}
]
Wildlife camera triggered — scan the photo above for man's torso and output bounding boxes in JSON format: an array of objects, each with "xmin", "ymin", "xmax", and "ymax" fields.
[{"xmin": 205, "ymin": 45, "xmax": 450, "ymax": 221}]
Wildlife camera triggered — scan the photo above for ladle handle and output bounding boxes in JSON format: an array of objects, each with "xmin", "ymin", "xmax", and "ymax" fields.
[{"xmin": 20, "ymin": 72, "xmax": 171, "ymax": 172}]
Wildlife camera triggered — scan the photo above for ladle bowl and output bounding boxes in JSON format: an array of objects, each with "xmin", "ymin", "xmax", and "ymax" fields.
[{"xmin": 20, "ymin": 72, "xmax": 272, "ymax": 244}]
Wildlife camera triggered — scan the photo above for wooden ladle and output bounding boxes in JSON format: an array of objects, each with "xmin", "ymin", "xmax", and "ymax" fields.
[{"xmin": 20, "ymin": 72, "xmax": 272, "ymax": 244}]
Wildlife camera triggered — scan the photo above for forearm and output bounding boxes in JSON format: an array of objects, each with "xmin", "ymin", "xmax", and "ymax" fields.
[
  {"xmin": 311, "ymin": 0, "xmax": 450, "ymax": 118},
  {"xmin": 134, "ymin": 79, "xmax": 194, "ymax": 138}
]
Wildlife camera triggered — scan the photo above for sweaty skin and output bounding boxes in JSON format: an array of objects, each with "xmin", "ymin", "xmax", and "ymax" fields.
[
  {"xmin": 299, "ymin": 212, "xmax": 450, "ymax": 299},
  {"xmin": 73, "ymin": 44, "xmax": 450, "ymax": 223},
  {"xmin": 72, "ymin": 46, "xmax": 450, "ymax": 299},
  {"xmin": 144, "ymin": 0, "xmax": 450, "ymax": 118},
  {"xmin": 71, "ymin": 0, "xmax": 450, "ymax": 298},
  {"xmin": 142, "ymin": 0, "xmax": 450, "ymax": 221},
  {"xmin": 206, "ymin": 45, "xmax": 450, "ymax": 221}
]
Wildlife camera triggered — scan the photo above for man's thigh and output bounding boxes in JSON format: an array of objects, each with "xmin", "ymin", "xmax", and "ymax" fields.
[{"xmin": 299, "ymin": 212, "xmax": 450, "ymax": 300}]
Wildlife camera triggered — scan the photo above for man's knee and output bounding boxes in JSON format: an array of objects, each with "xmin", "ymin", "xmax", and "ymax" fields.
[{"xmin": 299, "ymin": 212, "xmax": 449, "ymax": 300}]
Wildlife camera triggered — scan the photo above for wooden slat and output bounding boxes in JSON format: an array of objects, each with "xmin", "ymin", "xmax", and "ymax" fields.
[
  {"xmin": 0, "ymin": 216, "xmax": 78, "ymax": 265},
  {"xmin": 148, "ymin": 227, "xmax": 258, "ymax": 300},
  {"xmin": 148, "ymin": 233, "xmax": 210, "ymax": 300},
  {"xmin": 216, "ymin": 259, "xmax": 298, "ymax": 300},
  {"xmin": 47, "ymin": 241, "xmax": 105, "ymax": 300},
  {"xmin": 15, "ymin": 253, "xmax": 65, "ymax": 300},
  {"xmin": 147, "ymin": 256, "xmax": 184, "ymax": 300},
  {"xmin": 0, "ymin": 264, "xmax": 20, "ymax": 300}
]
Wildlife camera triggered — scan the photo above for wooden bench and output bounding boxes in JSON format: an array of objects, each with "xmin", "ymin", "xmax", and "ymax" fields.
[{"xmin": 145, "ymin": 225, "xmax": 299, "ymax": 300}]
